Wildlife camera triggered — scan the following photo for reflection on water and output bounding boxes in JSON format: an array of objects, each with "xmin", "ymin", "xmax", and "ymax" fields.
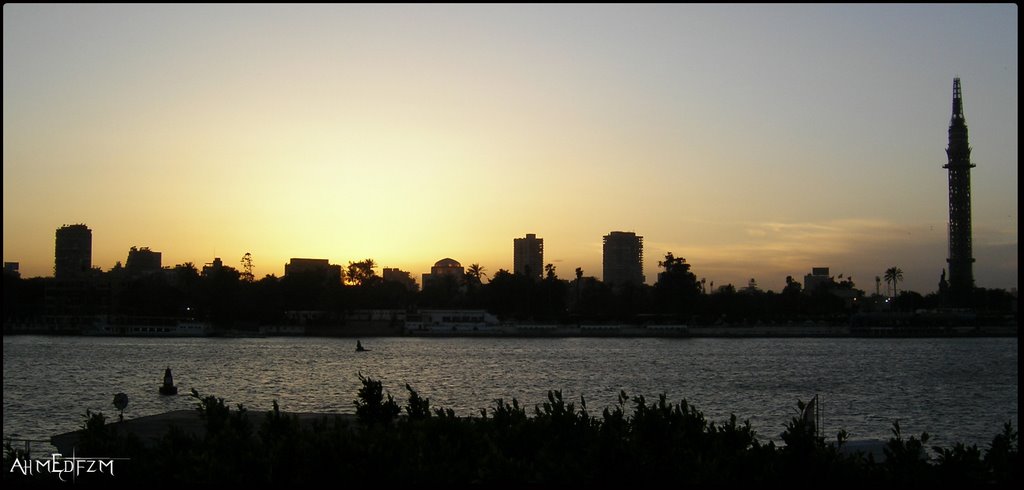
[{"xmin": 3, "ymin": 336, "xmax": 1017, "ymax": 452}]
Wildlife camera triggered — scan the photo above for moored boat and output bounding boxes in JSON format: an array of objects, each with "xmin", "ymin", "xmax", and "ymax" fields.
[{"xmin": 83, "ymin": 317, "xmax": 214, "ymax": 337}]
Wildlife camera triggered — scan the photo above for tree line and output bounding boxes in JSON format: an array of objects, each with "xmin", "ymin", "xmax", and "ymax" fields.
[{"xmin": 2, "ymin": 254, "xmax": 1016, "ymax": 328}]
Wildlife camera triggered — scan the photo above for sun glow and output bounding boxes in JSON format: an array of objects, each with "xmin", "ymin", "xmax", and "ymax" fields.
[{"xmin": 2, "ymin": 4, "xmax": 1017, "ymax": 294}]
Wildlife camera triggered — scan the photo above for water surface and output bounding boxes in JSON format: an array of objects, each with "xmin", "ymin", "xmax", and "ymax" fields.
[{"xmin": 3, "ymin": 336, "xmax": 1017, "ymax": 452}]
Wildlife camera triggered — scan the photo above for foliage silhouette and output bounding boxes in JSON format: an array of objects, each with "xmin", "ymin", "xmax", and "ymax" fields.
[
  {"xmin": 354, "ymin": 372, "xmax": 401, "ymax": 425},
  {"xmin": 885, "ymin": 266, "xmax": 904, "ymax": 298},
  {"xmin": 6, "ymin": 254, "xmax": 1017, "ymax": 329},
  {"xmin": 9, "ymin": 376, "xmax": 1017, "ymax": 486}
]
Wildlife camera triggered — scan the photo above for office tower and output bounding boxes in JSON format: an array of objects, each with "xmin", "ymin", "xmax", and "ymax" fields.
[
  {"xmin": 513, "ymin": 233, "xmax": 544, "ymax": 280},
  {"xmin": 603, "ymin": 231, "xmax": 644, "ymax": 287},
  {"xmin": 54, "ymin": 224, "xmax": 92, "ymax": 279}
]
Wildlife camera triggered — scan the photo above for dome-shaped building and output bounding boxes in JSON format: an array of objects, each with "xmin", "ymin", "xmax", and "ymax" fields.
[
  {"xmin": 432, "ymin": 258, "xmax": 462, "ymax": 271},
  {"xmin": 423, "ymin": 258, "xmax": 464, "ymax": 287}
]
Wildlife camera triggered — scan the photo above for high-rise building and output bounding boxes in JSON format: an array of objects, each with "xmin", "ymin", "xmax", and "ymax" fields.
[
  {"xmin": 603, "ymin": 231, "xmax": 644, "ymax": 287},
  {"xmin": 54, "ymin": 224, "xmax": 92, "ymax": 280},
  {"xmin": 383, "ymin": 267, "xmax": 418, "ymax": 291},
  {"xmin": 202, "ymin": 257, "xmax": 234, "ymax": 277},
  {"xmin": 125, "ymin": 246, "xmax": 162, "ymax": 277},
  {"xmin": 513, "ymin": 233, "xmax": 544, "ymax": 280},
  {"xmin": 52, "ymin": 225, "xmax": 106, "ymax": 318},
  {"xmin": 804, "ymin": 267, "xmax": 831, "ymax": 293},
  {"xmin": 284, "ymin": 258, "xmax": 342, "ymax": 284},
  {"xmin": 944, "ymin": 78, "xmax": 975, "ymax": 302}
]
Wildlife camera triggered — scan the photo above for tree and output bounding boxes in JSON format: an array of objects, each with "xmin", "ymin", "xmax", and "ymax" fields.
[
  {"xmin": 199, "ymin": 262, "xmax": 242, "ymax": 325},
  {"xmin": 539, "ymin": 264, "xmax": 567, "ymax": 319},
  {"xmin": 172, "ymin": 263, "xmax": 201, "ymax": 316},
  {"xmin": 463, "ymin": 263, "xmax": 487, "ymax": 308},
  {"xmin": 654, "ymin": 252, "xmax": 700, "ymax": 314},
  {"xmin": 174, "ymin": 262, "xmax": 200, "ymax": 286},
  {"xmin": 893, "ymin": 290, "xmax": 925, "ymax": 312},
  {"xmin": 781, "ymin": 275, "xmax": 804, "ymax": 317},
  {"xmin": 783, "ymin": 275, "xmax": 802, "ymax": 296},
  {"xmin": 573, "ymin": 267, "xmax": 584, "ymax": 311},
  {"xmin": 345, "ymin": 259, "xmax": 379, "ymax": 286},
  {"xmin": 875, "ymin": 276, "xmax": 882, "ymax": 296},
  {"xmin": 834, "ymin": 275, "xmax": 856, "ymax": 290},
  {"xmin": 240, "ymin": 253, "xmax": 255, "ymax": 282},
  {"xmin": 884, "ymin": 267, "xmax": 904, "ymax": 298},
  {"xmin": 482, "ymin": 269, "xmax": 531, "ymax": 319},
  {"xmin": 112, "ymin": 393, "xmax": 128, "ymax": 422},
  {"xmin": 466, "ymin": 263, "xmax": 487, "ymax": 285}
]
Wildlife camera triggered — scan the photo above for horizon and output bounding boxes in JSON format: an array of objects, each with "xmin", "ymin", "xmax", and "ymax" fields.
[
  {"xmin": 3, "ymin": 4, "xmax": 1018, "ymax": 294},
  {"xmin": 16, "ymin": 223, "xmax": 1021, "ymax": 296}
]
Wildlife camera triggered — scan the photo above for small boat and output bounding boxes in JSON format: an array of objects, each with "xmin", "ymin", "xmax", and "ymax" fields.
[
  {"xmin": 159, "ymin": 367, "xmax": 178, "ymax": 395},
  {"xmin": 355, "ymin": 340, "xmax": 368, "ymax": 352}
]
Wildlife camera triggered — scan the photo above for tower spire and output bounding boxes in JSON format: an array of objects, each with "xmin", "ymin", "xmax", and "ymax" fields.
[
  {"xmin": 943, "ymin": 77, "xmax": 975, "ymax": 304},
  {"xmin": 951, "ymin": 77, "xmax": 964, "ymax": 121}
]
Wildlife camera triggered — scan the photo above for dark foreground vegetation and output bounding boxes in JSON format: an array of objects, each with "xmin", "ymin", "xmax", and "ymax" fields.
[{"xmin": 4, "ymin": 375, "xmax": 1019, "ymax": 487}]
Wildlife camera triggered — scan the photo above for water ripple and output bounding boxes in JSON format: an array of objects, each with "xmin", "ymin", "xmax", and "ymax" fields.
[{"xmin": 3, "ymin": 336, "xmax": 1016, "ymax": 452}]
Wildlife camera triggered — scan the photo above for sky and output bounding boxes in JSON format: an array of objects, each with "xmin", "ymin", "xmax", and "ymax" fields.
[{"xmin": 3, "ymin": 4, "xmax": 1018, "ymax": 294}]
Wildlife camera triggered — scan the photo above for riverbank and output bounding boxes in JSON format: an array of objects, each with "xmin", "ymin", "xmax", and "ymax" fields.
[
  {"xmin": 11, "ymin": 377, "xmax": 1017, "ymax": 487},
  {"xmin": 443, "ymin": 324, "xmax": 1018, "ymax": 338},
  {"xmin": 50, "ymin": 409, "xmax": 358, "ymax": 455},
  {"xmin": 49, "ymin": 407, "xmax": 889, "ymax": 461},
  {"xmin": 3, "ymin": 323, "xmax": 1017, "ymax": 338}
]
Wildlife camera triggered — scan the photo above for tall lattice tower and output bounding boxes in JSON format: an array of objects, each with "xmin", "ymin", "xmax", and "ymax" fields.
[{"xmin": 944, "ymin": 78, "xmax": 975, "ymax": 301}]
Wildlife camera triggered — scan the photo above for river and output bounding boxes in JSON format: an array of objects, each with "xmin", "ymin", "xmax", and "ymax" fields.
[{"xmin": 2, "ymin": 335, "xmax": 1017, "ymax": 453}]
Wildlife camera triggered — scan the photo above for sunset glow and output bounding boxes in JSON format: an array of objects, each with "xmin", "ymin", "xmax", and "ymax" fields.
[{"xmin": 3, "ymin": 4, "xmax": 1017, "ymax": 294}]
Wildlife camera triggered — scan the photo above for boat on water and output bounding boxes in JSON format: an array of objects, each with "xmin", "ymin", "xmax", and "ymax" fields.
[
  {"xmin": 404, "ymin": 309, "xmax": 502, "ymax": 333},
  {"xmin": 356, "ymin": 340, "xmax": 368, "ymax": 352},
  {"xmin": 83, "ymin": 317, "xmax": 214, "ymax": 337}
]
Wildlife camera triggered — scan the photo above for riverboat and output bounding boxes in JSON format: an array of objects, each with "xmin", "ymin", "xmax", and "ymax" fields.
[{"xmin": 83, "ymin": 317, "xmax": 213, "ymax": 337}]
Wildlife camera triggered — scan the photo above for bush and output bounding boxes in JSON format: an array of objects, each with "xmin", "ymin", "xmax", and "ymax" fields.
[{"xmin": 14, "ymin": 376, "xmax": 1017, "ymax": 487}]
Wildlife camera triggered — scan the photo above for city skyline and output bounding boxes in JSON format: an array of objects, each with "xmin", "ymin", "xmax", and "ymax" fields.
[{"xmin": 3, "ymin": 4, "xmax": 1018, "ymax": 294}]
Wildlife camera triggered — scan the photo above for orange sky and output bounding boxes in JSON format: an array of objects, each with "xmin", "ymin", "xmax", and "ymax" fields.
[{"xmin": 3, "ymin": 4, "xmax": 1018, "ymax": 293}]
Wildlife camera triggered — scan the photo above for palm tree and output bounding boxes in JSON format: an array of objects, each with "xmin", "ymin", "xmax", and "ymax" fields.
[
  {"xmin": 884, "ymin": 267, "xmax": 903, "ymax": 298},
  {"xmin": 875, "ymin": 276, "xmax": 881, "ymax": 296},
  {"xmin": 345, "ymin": 258, "xmax": 377, "ymax": 286},
  {"xmin": 466, "ymin": 263, "xmax": 487, "ymax": 284}
]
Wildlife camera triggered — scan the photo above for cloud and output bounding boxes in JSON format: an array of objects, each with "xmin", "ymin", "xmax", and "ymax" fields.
[{"xmin": 646, "ymin": 219, "xmax": 1016, "ymax": 293}]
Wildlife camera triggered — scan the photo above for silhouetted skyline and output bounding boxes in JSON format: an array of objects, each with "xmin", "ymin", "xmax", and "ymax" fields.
[{"xmin": 2, "ymin": 4, "xmax": 1017, "ymax": 294}]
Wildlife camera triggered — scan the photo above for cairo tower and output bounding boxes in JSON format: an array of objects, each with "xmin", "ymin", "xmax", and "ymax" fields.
[{"xmin": 943, "ymin": 77, "xmax": 975, "ymax": 303}]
